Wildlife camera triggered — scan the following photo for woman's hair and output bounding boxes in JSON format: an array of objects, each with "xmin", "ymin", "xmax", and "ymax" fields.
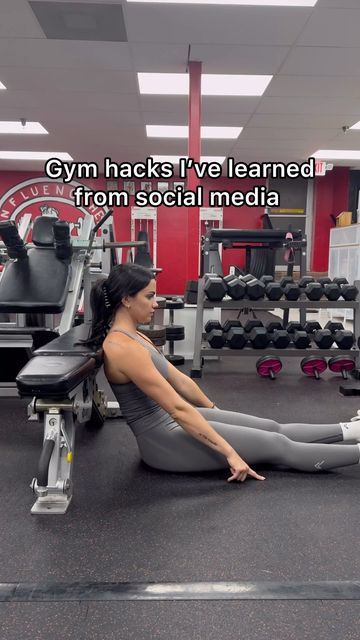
[{"xmin": 83, "ymin": 263, "xmax": 154, "ymax": 346}]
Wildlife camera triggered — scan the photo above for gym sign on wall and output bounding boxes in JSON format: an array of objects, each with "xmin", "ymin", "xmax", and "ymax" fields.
[{"xmin": 0, "ymin": 177, "xmax": 110, "ymax": 234}]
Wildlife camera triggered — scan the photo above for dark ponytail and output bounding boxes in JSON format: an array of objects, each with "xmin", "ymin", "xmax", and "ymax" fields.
[{"xmin": 83, "ymin": 263, "xmax": 154, "ymax": 347}]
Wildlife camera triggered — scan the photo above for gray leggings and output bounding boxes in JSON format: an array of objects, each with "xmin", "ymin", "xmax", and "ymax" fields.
[{"xmin": 136, "ymin": 407, "xmax": 360, "ymax": 473}]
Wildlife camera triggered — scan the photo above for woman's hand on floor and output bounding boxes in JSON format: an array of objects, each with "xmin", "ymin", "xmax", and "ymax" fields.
[{"xmin": 226, "ymin": 451, "xmax": 265, "ymax": 483}]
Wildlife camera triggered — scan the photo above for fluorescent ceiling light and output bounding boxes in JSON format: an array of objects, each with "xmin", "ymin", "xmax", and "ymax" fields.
[
  {"xmin": 0, "ymin": 121, "xmax": 48, "ymax": 134},
  {"xmin": 203, "ymin": 75, "xmax": 272, "ymax": 96},
  {"xmin": 138, "ymin": 73, "xmax": 272, "ymax": 96},
  {"xmin": 312, "ymin": 150, "xmax": 360, "ymax": 160},
  {"xmin": 349, "ymin": 121, "xmax": 360, "ymax": 130},
  {"xmin": 146, "ymin": 125, "xmax": 242, "ymax": 139},
  {"xmin": 0, "ymin": 81, "xmax": 6, "ymax": 90},
  {"xmin": 129, "ymin": 0, "xmax": 317, "ymax": 5},
  {"xmin": 0, "ymin": 151, "xmax": 73, "ymax": 161},
  {"xmin": 151, "ymin": 155, "xmax": 226, "ymax": 164}
]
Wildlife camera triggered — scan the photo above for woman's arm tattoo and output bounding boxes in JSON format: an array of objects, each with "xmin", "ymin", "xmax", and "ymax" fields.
[{"xmin": 198, "ymin": 433, "xmax": 218, "ymax": 447}]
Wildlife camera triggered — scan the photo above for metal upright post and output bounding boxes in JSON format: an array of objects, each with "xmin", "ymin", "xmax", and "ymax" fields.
[{"xmin": 191, "ymin": 276, "xmax": 205, "ymax": 377}]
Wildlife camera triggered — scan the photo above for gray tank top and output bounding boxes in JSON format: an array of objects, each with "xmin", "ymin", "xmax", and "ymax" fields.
[{"xmin": 108, "ymin": 328, "xmax": 176, "ymax": 437}]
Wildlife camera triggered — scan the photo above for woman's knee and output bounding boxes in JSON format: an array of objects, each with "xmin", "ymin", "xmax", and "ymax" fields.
[{"xmin": 269, "ymin": 431, "xmax": 292, "ymax": 465}]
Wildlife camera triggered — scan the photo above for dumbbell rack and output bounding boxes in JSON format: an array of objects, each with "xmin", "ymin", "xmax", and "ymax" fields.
[{"xmin": 190, "ymin": 277, "xmax": 360, "ymax": 378}]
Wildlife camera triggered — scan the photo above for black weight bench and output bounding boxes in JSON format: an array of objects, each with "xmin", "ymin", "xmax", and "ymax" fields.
[
  {"xmin": 0, "ymin": 217, "xmax": 74, "ymax": 394},
  {"xmin": 16, "ymin": 324, "xmax": 103, "ymax": 514},
  {"xmin": 0, "ymin": 218, "xmax": 72, "ymax": 314}
]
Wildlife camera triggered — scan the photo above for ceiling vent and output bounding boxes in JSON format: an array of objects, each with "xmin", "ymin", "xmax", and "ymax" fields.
[{"xmin": 29, "ymin": 2, "xmax": 128, "ymax": 42}]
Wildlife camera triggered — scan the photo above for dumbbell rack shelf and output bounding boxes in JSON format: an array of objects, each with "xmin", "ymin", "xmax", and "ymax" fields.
[
  {"xmin": 199, "ymin": 343, "xmax": 358, "ymax": 359},
  {"xmin": 190, "ymin": 277, "xmax": 360, "ymax": 378},
  {"xmin": 203, "ymin": 300, "xmax": 359, "ymax": 310}
]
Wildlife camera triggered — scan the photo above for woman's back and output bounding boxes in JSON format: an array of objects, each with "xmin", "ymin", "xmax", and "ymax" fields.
[{"xmin": 104, "ymin": 328, "xmax": 176, "ymax": 437}]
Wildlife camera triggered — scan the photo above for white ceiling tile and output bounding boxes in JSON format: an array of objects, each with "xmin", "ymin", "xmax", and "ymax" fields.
[
  {"xmin": 0, "ymin": 0, "xmax": 44, "ymax": 38},
  {"xmin": 139, "ymin": 95, "xmax": 188, "ymax": 114},
  {"xmin": 140, "ymin": 95, "xmax": 260, "ymax": 117},
  {"xmin": 239, "ymin": 127, "xmax": 337, "ymax": 141},
  {"xmin": 0, "ymin": 89, "xmax": 140, "ymax": 111},
  {"xmin": 0, "ymin": 136, "xmax": 68, "ymax": 152},
  {"xmin": 141, "ymin": 111, "xmax": 191, "ymax": 126},
  {"xmin": 202, "ymin": 97, "xmax": 262, "ymax": 115},
  {"xmin": 144, "ymin": 139, "xmax": 188, "ymax": 155},
  {"xmin": 280, "ymin": 46, "xmax": 360, "ymax": 76},
  {"xmin": 189, "ymin": 44, "xmax": 290, "ymax": 74},
  {"xmin": 197, "ymin": 140, "xmax": 237, "ymax": 155},
  {"xmin": 130, "ymin": 44, "xmax": 189, "ymax": 72},
  {"xmin": 124, "ymin": 5, "xmax": 312, "ymax": 46},
  {"xmin": 267, "ymin": 75, "xmax": 360, "ymax": 98},
  {"xmin": 0, "ymin": 39, "xmax": 133, "ymax": 71},
  {"xmin": 45, "ymin": 124, "xmax": 145, "ymax": 145},
  {"xmin": 316, "ymin": 0, "xmax": 360, "ymax": 7},
  {"xmin": 72, "ymin": 93, "xmax": 140, "ymax": 111},
  {"xmin": 297, "ymin": 9, "xmax": 360, "ymax": 46},
  {"xmin": 0, "ymin": 67, "xmax": 138, "ymax": 93},
  {"xmin": 233, "ymin": 138, "xmax": 314, "ymax": 150},
  {"xmin": 39, "ymin": 110, "xmax": 144, "ymax": 127},
  {"xmin": 257, "ymin": 96, "xmax": 360, "ymax": 115},
  {"xmin": 29, "ymin": 0, "xmax": 124, "ymax": 3},
  {"xmin": 141, "ymin": 111, "xmax": 250, "ymax": 127},
  {"xmin": 0, "ymin": 90, "xmax": 41, "ymax": 108},
  {"xmin": 201, "ymin": 113, "xmax": 250, "ymax": 127},
  {"xmin": 310, "ymin": 135, "xmax": 360, "ymax": 151},
  {"xmin": 247, "ymin": 113, "xmax": 354, "ymax": 128}
]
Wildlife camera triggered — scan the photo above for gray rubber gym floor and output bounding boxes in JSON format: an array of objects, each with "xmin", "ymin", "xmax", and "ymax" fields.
[{"xmin": 1, "ymin": 357, "xmax": 360, "ymax": 639}]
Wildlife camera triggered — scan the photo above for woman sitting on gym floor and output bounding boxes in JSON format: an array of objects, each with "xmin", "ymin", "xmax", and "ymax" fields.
[{"xmin": 85, "ymin": 263, "xmax": 360, "ymax": 483}]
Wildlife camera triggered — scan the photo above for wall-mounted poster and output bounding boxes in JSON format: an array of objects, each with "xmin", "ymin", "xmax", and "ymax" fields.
[
  {"xmin": 123, "ymin": 181, "xmax": 135, "ymax": 195},
  {"xmin": 141, "ymin": 181, "xmax": 152, "ymax": 193},
  {"xmin": 157, "ymin": 182, "xmax": 169, "ymax": 193}
]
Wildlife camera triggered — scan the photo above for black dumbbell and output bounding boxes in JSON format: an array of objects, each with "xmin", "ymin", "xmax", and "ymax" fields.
[
  {"xmin": 184, "ymin": 280, "xmax": 198, "ymax": 304},
  {"xmin": 256, "ymin": 355, "xmax": 282, "ymax": 380},
  {"xmin": 265, "ymin": 321, "xmax": 283, "ymax": 333},
  {"xmin": 260, "ymin": 275, "xmax": 274, "ymax": 285},
  {"xmin": 265, "ymin": 282, "xmax": 283, "ymax": 301},
  {"xmin": 317, "ymin": 277, "xmax": 332, "ymax": 287},
  {"xmin": 272, "ymin": 329, "xmax": 291, "ymax": 349},
  {"xmin": 226, "ymin": 327, "xmax": 247, "ymax": 349},
  {"xmin": 333, "ymin": 277, "xmax": 348, "ymax": 286},
  {"xmin": 245, "ymin": 278, "xmax": 266, "ymax": 300},
  {"xmin": 313, "ymin": 329, "xmax": 334, "ymax": 349},
  {"xmin": 283, "ymin": 282, "xmax": 301, "ymax": 300},
  {"xmin": 242, "ymin": 274, "xmax": 256, "ymax": 282},
  {"xmin": 324, "ymin": 321, "xmax": 344, "ymax": 333},
  {"xmin": 222, "ymin": 319, "xmax": 242, "ymax": 333},
  {"xmin": 305, "ymin": 282, "xmax": 323, "ymax": 300},
  {"xmin": 334, "ymin": 330, "xmax": 354, "ymax": 350},
  {"xmin": 207, "ymin": 329, "xmax": 226, "ymax": 348},
  {"xmin": 286, "ymin": 321, "xmax": 304, "ymax": 334},
  {"xmin": 323, "ymin": 283, "xmax": 341, "ymax": 301},
  {"xmin": 244, "ymin": 319, "xmax": 264, "ymax": 333},
  {"xmin": 265, "ymin": 321, "xmax": 290, "ymax": 348},
  {"xmin": 301, "ymin": 356, "xmax": 327, "ymax": 379},
  {"xmin": 280, "ymin": 276, "xmax": 294, "ymax": 289},
  {"xmin": 299, "ymin": 276, "xmax": 315, "ymax": 288},
  {"xmin": 205, "ymin": 320, "xmax": 222, "ymax": 333},
  {"xmin": 328, "ymin": 355, "xmax": 355, "ymax": 379},
  {"xmin": 249, "ymin": 327, "xmax": 270, "ymax": 349},
  {"xmin": 204, "ymin": 274, "xmax": 227, "ymax": 301},
  {"xmin": 304, "ymin": 321, "xmax": 322, "ymax": 334},
  {"xmin": 293, "ymin": 330, "xmax": 311, "ymax": 349},
  {"xmin": 340, "ymin": 284, "xmax": 359, "ymax": 301},
  {"xmin": 223, "ymin": 274, "xmax": 246, "ymax": 300}
]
